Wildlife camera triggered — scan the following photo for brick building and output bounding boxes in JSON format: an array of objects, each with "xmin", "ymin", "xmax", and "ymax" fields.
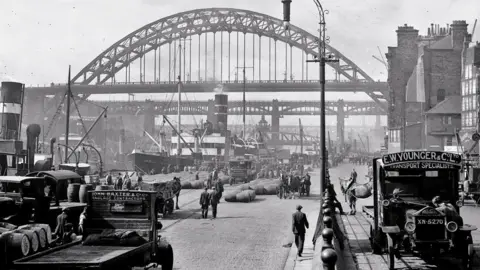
[
  {"xmin": 386, "ymin": 21, "xmax": 470, "ymax": 152},
  {"xmin": 460, "ymin": 42, "xmax": 480, "ymax": 154}
]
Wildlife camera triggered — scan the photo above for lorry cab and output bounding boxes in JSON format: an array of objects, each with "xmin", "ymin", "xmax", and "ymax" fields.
[
  {"xmin": 367, "ymin": 150, "xmax": 475, "ymax": 270},
  {"xmin": 228, "ymin": 157, "xmax": 254, "ymax": 184}
]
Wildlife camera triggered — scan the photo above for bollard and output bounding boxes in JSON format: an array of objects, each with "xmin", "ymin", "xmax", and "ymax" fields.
[
  {"xmin": 321, "ymin": 248, "xmax": 338, "ymax": 270},
  {"xmin": 321, "ymin": 228, "xmax": 334, "ymax": 250},
  {"xmin": 323, "ymin": 207, "xmax": 332, "ymax": 217},
  {"xmin": 323, "ymin": 216, "xmax": 333, "ymax": 229},
  {"xmin": 322, "ymin": 202, "xmax": 330, "ymax": 210}
]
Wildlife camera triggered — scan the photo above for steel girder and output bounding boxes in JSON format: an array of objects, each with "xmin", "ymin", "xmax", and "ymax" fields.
[
  {"xmin": 92, "ymin": 99, "xmax": 386, "ymax": 116},
  {"xmin": 70, "ymin": 8, "xmax": 387, "ymax": 109}
]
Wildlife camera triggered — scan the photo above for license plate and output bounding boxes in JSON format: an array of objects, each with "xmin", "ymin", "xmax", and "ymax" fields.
[{"xmin": 416, "ymin": 218, "xmax": 444, "ymax": 225}]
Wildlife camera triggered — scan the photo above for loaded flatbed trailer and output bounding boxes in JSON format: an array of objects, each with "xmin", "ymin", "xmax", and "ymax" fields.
[
  {"xmin": 11, "ymin": 190, "xmax": 172, "ymax": 270},
  {"xmin": 13, "ymin": 240, "xmax": 152, "ymax": 269}
]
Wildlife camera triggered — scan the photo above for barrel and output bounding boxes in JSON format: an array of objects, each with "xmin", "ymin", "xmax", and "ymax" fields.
[
  {"xmin": 0, "ymin": 82, "xmax": 24, "ymax": 140},
  {"xmin": 14, "ymin": 229, "xmax": 39, "ymax": 253},
  {"xmin": 18, "ymin": 225, "xmax": 47, "ymax": 249},
  {"xmin": 67, "ymin": 183, "xmax": 81, "ymax": 202},
  {"xmin": 79, "ymin": 184, "xmax": 94, "ymax": 203},
  {"xmin": 235, "ymin": 191, "xmax": 250, "ymax": 203},
  {"xmin": 0, "ymin": 222, "xmax": 17, "ymax": 230},
  {"xmin": 24, "ymin": 224, "xmax": 52, "ymax": 245},
  {"xmin": 0, "ymin": 232, "xmax": 30, "ymax": 258}
]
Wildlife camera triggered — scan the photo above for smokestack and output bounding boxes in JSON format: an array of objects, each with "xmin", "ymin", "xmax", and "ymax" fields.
[
  {"xmin": 26, "ymin": 124, "xmax": 41, "ymax": 172},
  {"xmin": 428, "ymin": 28, "xmax": 431, "ymax": 36},
  {"xmin": 214, "ymin": 93, "xmax": 228, "ymax": 134},
  {"xmin": 0, "ymin": 82, "xmax": 25, "ymax": 140},
  {"xmin": 431, "ymin": 23, "xmax": 434, "ymax": 36}
]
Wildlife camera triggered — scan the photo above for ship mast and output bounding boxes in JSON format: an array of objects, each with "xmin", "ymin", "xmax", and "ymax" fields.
[{"xmin": 177, "ymin": 44, "xmax": 182, "ymax": 156}]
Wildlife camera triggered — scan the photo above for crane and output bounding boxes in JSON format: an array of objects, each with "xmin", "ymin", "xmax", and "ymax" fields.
[{"xmin": 372, "ymin": 46, "xmax": 389, "ymax": 71}]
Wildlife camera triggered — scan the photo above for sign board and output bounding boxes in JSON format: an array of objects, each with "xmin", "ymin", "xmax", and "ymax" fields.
[
  {"xmin": 91, "ymin": 191, "xmax": 147, "ymax": 214},
  {"xmin": 382, "ymin": 151, "xmax": 461, "ymax": 169}
]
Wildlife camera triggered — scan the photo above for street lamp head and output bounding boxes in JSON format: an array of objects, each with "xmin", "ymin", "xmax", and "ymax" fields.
[{"xmin": 281, "ymin": 0, "xmax": 292, "ymax": 24}]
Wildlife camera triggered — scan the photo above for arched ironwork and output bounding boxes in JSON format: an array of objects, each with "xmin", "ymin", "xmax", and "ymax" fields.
[{"xmin": 70, "ymin": 8, "xmax": 383, "ymax": 104}]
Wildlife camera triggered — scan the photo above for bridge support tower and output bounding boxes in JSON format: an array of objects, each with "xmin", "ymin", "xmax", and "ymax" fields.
[
  {"xmin": 337, "ymin": 99, "xmax": 345, "ymax": 151},
  {"xmin": 271, "ymin": 100, "xmax": 280, "ymax": 142}
]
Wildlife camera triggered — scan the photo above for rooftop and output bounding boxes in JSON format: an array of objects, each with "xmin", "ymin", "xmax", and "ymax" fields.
[{"xmin": 425, "ymin": 95, "xmax": 461, "ymax": 115}]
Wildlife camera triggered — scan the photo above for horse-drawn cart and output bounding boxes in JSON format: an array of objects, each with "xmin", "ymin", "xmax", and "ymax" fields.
[{"xmin": 143, "ymin": 179, "xmax": 181, "ymax": 217}]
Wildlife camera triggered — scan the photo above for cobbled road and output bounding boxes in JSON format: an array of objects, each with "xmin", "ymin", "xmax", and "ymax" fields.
[{"xmin": 158, "ymin": 170, "xmax": 321, "ymax": 270}]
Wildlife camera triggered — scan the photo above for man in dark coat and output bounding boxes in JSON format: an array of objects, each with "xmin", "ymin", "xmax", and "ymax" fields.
[
  {"xmin": 115, "ymin": 173, "xmax": 123, "ymax": 190},
  {"xmin": 199, "ymin": 188, "xmax": 210, "ymax": 219},
  {"xmin": 292, "ymin": 205, "xmax": 309, "ymax": 257},
  {"xmin": 210, "ymin": 187, "xmax": 220, "ymax": 219},
  {"xmin": 106, "ymin": 172, "xmax": 113, "ymax": 185}
]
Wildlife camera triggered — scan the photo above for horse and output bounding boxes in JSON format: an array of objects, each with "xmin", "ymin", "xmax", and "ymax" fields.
[{"xmin": 339, "ymin": 176, "xmax": 373, "ymax": 215}]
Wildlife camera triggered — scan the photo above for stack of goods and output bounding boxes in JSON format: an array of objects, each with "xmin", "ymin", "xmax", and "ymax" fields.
[{"xmin": 0, "ymin": 222, "xmax": 52, "ymax": 261}]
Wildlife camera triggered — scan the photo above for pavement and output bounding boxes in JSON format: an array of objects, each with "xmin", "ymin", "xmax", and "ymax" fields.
[{"xmin": 329, "ymin": 163, "xmax": 480, "ymax": 270}]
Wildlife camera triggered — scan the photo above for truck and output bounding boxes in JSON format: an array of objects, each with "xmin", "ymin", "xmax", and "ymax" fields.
[
  {"xmin": 228, "ymin": 157, "xmax": 255, "ymax": 185},
  {"xmin": 12, "ymin": 190, "xmax": 173, "ymax": 270},
  {"xmin": 363, "ymin": 150, "xmax": 476, "ymax": 270}
]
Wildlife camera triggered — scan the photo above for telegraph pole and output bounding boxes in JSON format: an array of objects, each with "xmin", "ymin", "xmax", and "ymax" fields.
[{"xmin": 235, "ymin": 66, "xmax": 253, "ymax": 139}]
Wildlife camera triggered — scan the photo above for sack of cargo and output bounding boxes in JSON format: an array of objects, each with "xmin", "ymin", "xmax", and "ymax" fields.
[
  {"xmin": 181, "ymin": 181, "xmax": 192, "ymax": 189},
  {"xmin": 254, "ymin": 185, "xmax": 265, "ymax": 195},
  {"xmin": 264, "ymin": 184, "xmax": 278, "ymax": 195},
  {"xmin": 352, "ymin": 185, "xmax": 372, "ymax": 199},
  {"xmin": 247, "ymin": 190, "xmax": 256, "ymax": 201},
  {"xmin": 239, "ymin": 184, "xmax": 250, "ymax": 191},
  {"xmin": 235, "ymin": 191, "xmax": 250, "ymax": 203},
  {"xmin": 224, "ymin": 190, "xmax": 241, "ymax": 202},
  {"xmin": 83, "ymin": 229, "xmax": 147, "ymax": 247}
]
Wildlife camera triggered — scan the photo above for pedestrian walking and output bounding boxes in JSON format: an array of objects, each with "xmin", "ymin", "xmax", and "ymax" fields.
[
  {"xmin": 292, "ymin": 205, "xmax": 309, "ymax": 257},
  {"xmin": 210, "ymin": 187, "xmax": 219, "ymax": 219},
  {"xmin": 199, "ymin": 187, "xmax": 210, "ymax": 219}
]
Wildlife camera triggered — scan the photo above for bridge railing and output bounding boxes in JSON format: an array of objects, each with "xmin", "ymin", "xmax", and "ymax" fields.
[{"xmin": 26, "ymin": 79, "xmax": 385, "ymax": 88}]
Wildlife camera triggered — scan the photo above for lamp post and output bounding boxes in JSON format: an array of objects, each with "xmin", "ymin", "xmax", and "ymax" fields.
[{"xmin": 282, "ymin": 0, "xmax": 338, "ymax": 199}]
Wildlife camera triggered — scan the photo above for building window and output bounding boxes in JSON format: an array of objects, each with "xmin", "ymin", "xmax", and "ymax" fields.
[
  {"xmin": 437, "ymin": 89, "xmax": 446, "ymax": 103},
  {"xmin": 444, "ymin": 136, "xmax": 453, "ymax": 146},
  {"xmin": 443, "ymin": 116, "xmax": 452, "ymax": 125}
]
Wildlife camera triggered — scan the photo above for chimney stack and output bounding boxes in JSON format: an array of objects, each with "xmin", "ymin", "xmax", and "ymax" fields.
[
  {"xmin": 431, "ymin": 23, "xmax": 434, "ymax": 36},
  {"xmin": 451, "ymin": 20, "xmax": 468, "ymax": 51}
]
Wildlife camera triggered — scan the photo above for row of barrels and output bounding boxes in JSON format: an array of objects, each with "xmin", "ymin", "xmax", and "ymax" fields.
[
  {"xmin": 181, "ymin": 176, "xmax": 230, "ymax": 189},
  {"xmin": 224, "ymin": 189, "xmax": 257, "ymax": 203},
  {"xmin": 223, "ymin": 178, "xmax": 282, "ymax": 203},
  {"xmin": 67, "ymin": 184, "xmax": 117, "ymax": 203},
  {"xmin": 0, "ymin": 222, "xmax": 53, "ymax": 261}
]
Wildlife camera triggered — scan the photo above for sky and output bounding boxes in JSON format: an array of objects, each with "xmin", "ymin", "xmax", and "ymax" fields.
[{"xmin": 1, "ymin": 0, "xmax": 479, "ymax": 127}]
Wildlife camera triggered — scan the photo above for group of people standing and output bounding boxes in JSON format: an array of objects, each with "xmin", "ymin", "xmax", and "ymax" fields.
[
  {"xmin": 105, "ymin": 171, "xmax": 147, "ymax": 190},
  {"xmin": 199, "ymin": 169, "xmax": 224, "ymax": 219},
  {"xmin": 278, "ymin": 172, "xmax": 312, "ymax": 198}
]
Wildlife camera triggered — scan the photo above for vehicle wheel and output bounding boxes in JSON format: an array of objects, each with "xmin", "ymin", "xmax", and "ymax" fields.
[
  {"xmin": 463, "ymin": 241, "xmax": 474, "ymax": 270},
  {"xmin": 387, "ymin": 235, "xmax": 395, "ymax": 270}
]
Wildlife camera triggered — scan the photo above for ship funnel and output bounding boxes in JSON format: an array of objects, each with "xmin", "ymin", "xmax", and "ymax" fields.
[
  {"xmin": 214, "ymin": 93, "xmax": 228, "ymax": 133},
  {"xmin": 0, "ymin": 81, "xmax": 25, "ymax": 140}
]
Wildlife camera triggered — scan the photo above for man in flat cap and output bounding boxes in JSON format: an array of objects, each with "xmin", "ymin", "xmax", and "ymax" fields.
[{"xmin": 292, "ymin": 205, "xmax": 309, "ymax": 257}]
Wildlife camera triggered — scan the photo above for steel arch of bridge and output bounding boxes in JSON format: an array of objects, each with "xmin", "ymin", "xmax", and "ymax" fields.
[
  {"xmin": 71, "ymin": 8, "xmax": 386, "ymax": 109},
  {"xmin": 100, "ymin": 100, "xmax": 386, "ymax": 116}
]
